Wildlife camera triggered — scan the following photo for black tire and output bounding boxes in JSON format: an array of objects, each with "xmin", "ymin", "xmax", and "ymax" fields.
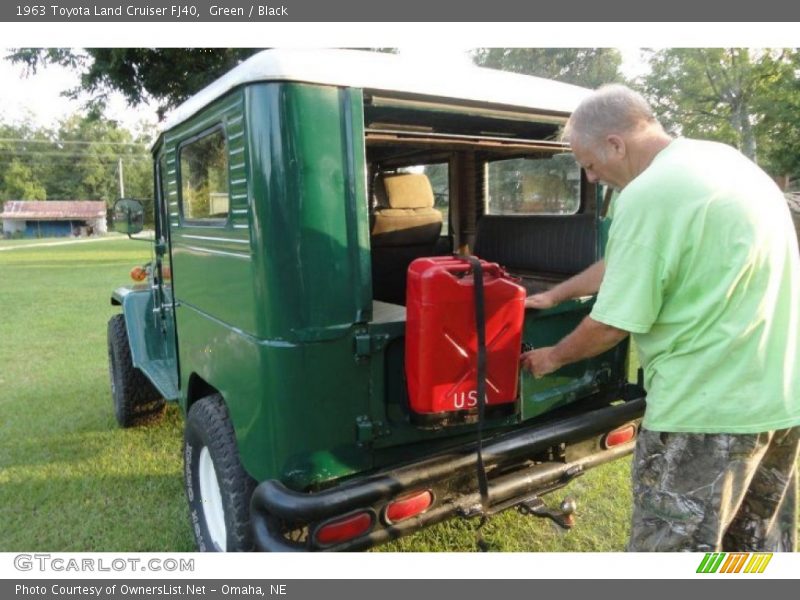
[
  {"xmin": 184, "ymin": 394, "xmax": 256, "ymax": 552},
  {"xmin": 107, "ymin": 314, "xmax": 165, "ymax": 427}
]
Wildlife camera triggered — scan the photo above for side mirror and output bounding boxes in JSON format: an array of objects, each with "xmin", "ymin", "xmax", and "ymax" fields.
[{"xmin": 112, "ymin": 198, "xmax": 145, "ymax": 236}]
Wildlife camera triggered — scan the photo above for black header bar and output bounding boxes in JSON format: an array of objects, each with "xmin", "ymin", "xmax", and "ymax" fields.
[{"xmin": 1, "ymin": 0, "xmax": 796, "ymax": 22}]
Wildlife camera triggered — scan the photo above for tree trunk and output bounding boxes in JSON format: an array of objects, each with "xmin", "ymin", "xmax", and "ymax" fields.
[
  {"xmin": 773, "ymin": 174, "xmax": 790, "ymax": 191},
  {"xmin": 734, "ymin": 101, "xmax": 757, "ymax": 160}
]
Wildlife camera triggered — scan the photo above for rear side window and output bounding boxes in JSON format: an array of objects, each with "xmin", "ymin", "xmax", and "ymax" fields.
[
  {"xmin": 486, "ymin": 154, "xmax": 580, "ymax": 215},
  {"xmin": 179, "ymin": 129, "xmax": 229, "ymax": 223}
]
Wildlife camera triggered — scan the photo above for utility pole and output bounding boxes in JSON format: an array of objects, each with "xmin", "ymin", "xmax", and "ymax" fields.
[{"xmin": 118, "ymin": 157, "xmax": 125, "ymax": 197}]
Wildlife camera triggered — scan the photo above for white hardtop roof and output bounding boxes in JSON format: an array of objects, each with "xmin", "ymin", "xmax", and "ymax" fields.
[{"xmin": 161, "ymin": 49, "xmax": 592, "ymax": 132}]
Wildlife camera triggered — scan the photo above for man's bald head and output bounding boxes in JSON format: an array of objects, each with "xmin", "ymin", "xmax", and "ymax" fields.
[
  {"xmin": 564, "ymin": 84, "xmax": 663, "ymax": 147},
  {"xmin": 564, "ymin": 85, "xmax": 673, "ymax": 189}
]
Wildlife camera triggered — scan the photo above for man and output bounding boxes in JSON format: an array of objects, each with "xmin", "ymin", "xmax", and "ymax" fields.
[{"xmin": 521, "ymin": 84, "xmax": 800, "ymax": 552}]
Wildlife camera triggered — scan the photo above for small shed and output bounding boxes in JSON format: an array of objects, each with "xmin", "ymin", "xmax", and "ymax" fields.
[{"xmin": 0, "ymin": 201, "xmax": 108, "ymax": 238}]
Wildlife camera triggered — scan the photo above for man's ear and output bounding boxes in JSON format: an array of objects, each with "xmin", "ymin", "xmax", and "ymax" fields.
[{"xmin": 606, "ymin": 134, "xmax": 626, "ymax": 158}]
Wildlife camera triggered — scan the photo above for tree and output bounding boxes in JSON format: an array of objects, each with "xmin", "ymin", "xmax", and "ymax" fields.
[
  {"xmin": 639, "ymin": 48, "xmax": 798, "ymax": 165},
  {"xmin": 470, "ymin": 49, "xmax": 617, "ymax": 214},
  {"xmin": 0, "ymin": 114, "xmax": 154, "ymax": 208},
  {"xmin": 471, "ymin": 48, "xmax": 624, "ymax": 88},
  {"xmin": 0, "ymin": 119, "xmax": 55, "ymax": 201},
  {"xmin": 10, "ymin": 48, "xmax": 260, "ymax": 119},
  {"xmin": 751, "ymin": 51, "xmax": 800, "ymax": 185},
  {"xmin": 47, "ymin": 115, "xmax": 153, "ymax": 202},
  {"xmin": 10, "ymin": 49, "xmax": 401, "ymax": 121},
  {"xmin": 1, "ymin": 160, "xmax": 46, "ymax": 200}
]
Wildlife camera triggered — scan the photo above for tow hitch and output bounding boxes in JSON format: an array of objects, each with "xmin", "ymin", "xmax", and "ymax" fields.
[{"xmin": 517, "ymin": 496, "xmax": 577, "ymax": 529}]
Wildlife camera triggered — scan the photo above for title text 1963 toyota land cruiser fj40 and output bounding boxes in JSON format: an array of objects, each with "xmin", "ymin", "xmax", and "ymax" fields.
[{"xmin": 107, "ymin": 49, "xmax": 645, "ymax": 552}]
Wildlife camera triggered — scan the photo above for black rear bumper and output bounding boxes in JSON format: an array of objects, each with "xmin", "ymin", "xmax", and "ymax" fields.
[{"xmin": 251, "ymin": 395, "xmax": 645, "ymax": 551}]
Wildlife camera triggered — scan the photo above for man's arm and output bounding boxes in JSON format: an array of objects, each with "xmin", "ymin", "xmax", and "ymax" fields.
[
  {"xmin": 520, "ymin": 315, "xmax": 628, "ymax": 377},
  {"xmin": 525, "ymin": 260, "xmax": 606, "ymax": 309}
]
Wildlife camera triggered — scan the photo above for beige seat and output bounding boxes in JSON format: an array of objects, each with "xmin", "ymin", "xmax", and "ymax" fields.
[
  {"xmin": 371, "ymin": 173, "xmax": 443, "ymax": 304},
  {"xmin": 371, "ymin": 173, "xmax": 443, "ymax": 246}
]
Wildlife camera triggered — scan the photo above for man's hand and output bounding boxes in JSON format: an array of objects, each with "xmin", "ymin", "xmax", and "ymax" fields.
[
  {"xmin": 520, "ymin": 347, "xmax": 562, "ymax": 378},
  {"xmin": 520, "ymin": 317, "xmax": 629, "ymax": 380},
  {"xmin": 524, "ymin": 260, "xmax": 606, "ymax": 310},
  {"xmin": 525, "ymin": 291, "xmax": 557, "ymax": 310}
]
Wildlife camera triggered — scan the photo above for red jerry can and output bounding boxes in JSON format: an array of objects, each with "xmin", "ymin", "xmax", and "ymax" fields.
[{"xmin": 405, "ymin": 256, "xmax": 526, "ymax": 416}]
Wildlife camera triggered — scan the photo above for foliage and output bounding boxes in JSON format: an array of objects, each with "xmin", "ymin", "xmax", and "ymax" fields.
[
  {"xmin": 52, "ymin": 115, "xmax": 152, "ymax": 202},
  {"xmin": 471, "ymin": 48, "xmax": 625, "ymax": 88},
  {"xmin": 9, "ymin": 49, "xmax": 402, "ymax": 120},
  {"xmin": 180, "ymin": 128, "xmax": 229, "ymax": 219},
  {"xmin": 469, "ymin": 50, "xmax": 613, "ymax": 217},
  {"xmin": 0, "ymin": 119, "xmax": 53, "ymax": 202},
  {"xmin": 0, "ymin": 114, "xmax": 154, "ymax": 216},
  {"xmin": 639, "ymin": 48, "xmax": 800, "ymax": 179},
  {"xmin": 752, "ymin": 51, "xmax": 800, "ymax": 180},
  {"xmin": 10, "ymin": 48, "xmax": 260, "ymax": 119},
  {"xmin": 487, "ymin": 154, "xmax": 581, "ymax": 215},
  {"xmin": 1, "ymin": 160, "xmax": 47, "ymax": 200}
]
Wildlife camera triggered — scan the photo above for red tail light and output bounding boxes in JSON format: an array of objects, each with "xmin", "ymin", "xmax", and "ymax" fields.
[
  {"xmin": 314, "ymin": 512, "xmax": 373, "ymax": 546},
  {"xmin": 385, "ymin": 490, "xmax": 433, "ymax": 524},
  {"xmin": 603, "ymin": 423, "xmax": 637, "ymax": 449}
]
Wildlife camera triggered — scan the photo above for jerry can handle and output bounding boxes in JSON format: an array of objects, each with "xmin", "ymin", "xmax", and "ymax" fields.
[{"xmin": 447, "ymin": 257, "xmax": 501, "ymax": 280}]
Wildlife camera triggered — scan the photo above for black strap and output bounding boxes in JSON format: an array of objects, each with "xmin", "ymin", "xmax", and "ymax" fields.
[
  {"xmin": 601, "ymin": 186, "xmax": 614, "ymax": 218},
  {"xmin": 465, "ymin": 256, "xmax": 490, "ymax": 519}
]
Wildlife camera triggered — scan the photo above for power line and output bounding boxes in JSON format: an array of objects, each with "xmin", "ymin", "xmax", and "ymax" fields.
[
  {"xmin": 0, "ymin": 151, "xmax": 150, "ymax": 160},
  {"xmin": 0, "ymin": 138, "xmax": 148, "ymax": 147}
]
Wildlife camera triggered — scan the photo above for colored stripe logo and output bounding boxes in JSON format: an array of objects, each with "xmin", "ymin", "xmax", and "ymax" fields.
[{"xmin": 696, "ymin": 552, "xmax": 772, "ymax": 574}]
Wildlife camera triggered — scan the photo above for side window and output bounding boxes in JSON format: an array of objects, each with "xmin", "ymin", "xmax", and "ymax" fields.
[
  {"xmin": 179, "ymin": 129, "xmax": 229, "ymax": 223},
  {"xmin": 486, "ymin": 154, "xmax": 580, "ymax": 216},
  {"xmin": 398, "ymin": 162, "xmax": 450, "ymax": 234}
]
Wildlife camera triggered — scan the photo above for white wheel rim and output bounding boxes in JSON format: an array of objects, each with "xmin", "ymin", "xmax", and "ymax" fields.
[{"xmin": 198, "ymin": 446, "xmax": 226, "ymax": 551}]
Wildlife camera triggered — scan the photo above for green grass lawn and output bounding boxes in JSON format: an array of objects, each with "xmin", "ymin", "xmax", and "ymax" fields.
[
  {"xmin": 0, "ymin": 239, "xmax": 193, "ymax": 551},
  {"xmin": 0, "ymin": 232, "xmax": 130, "ymax": 249},
  {"xmin": 0, "ymin": 238, "xmax": 632, "ymax": 551},
  {"xmin": 0, "ymin": 237, "xmax": 55, "ymax": 248}
]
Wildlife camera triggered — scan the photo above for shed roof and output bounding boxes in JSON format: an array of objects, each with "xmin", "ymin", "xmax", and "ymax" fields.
[
  {"xmin": 161, "ymin": 49, "xmax": 592, "ymax": 132},
  {"xmin": 0, "ymin": 201, "xmax": 106, "ymax": 221}
]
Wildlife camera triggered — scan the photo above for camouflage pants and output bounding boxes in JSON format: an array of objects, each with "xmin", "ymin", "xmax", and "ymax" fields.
[{"xmin": 628, "ymin": 427, "xmax": 800, "ymax": 552}]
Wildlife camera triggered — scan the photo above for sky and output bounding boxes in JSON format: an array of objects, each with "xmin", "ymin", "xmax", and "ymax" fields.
[
  {"xmin": 0, "ymin": 50, "xmax": 160, "ymax": 131},
  {"xmin": 0, "ymin": 46, "xmax": 651, "ymax": 133}
]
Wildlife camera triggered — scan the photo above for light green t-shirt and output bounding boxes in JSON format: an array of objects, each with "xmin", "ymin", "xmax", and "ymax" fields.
[{"xmin": 591, "ymin": 138, "xmax": 800, "ymax": 433}]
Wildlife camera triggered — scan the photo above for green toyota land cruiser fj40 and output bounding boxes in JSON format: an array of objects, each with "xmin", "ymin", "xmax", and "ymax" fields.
[{"xmin": 108, "ymin": 49, "xmax": 645, "ymax": 552}]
